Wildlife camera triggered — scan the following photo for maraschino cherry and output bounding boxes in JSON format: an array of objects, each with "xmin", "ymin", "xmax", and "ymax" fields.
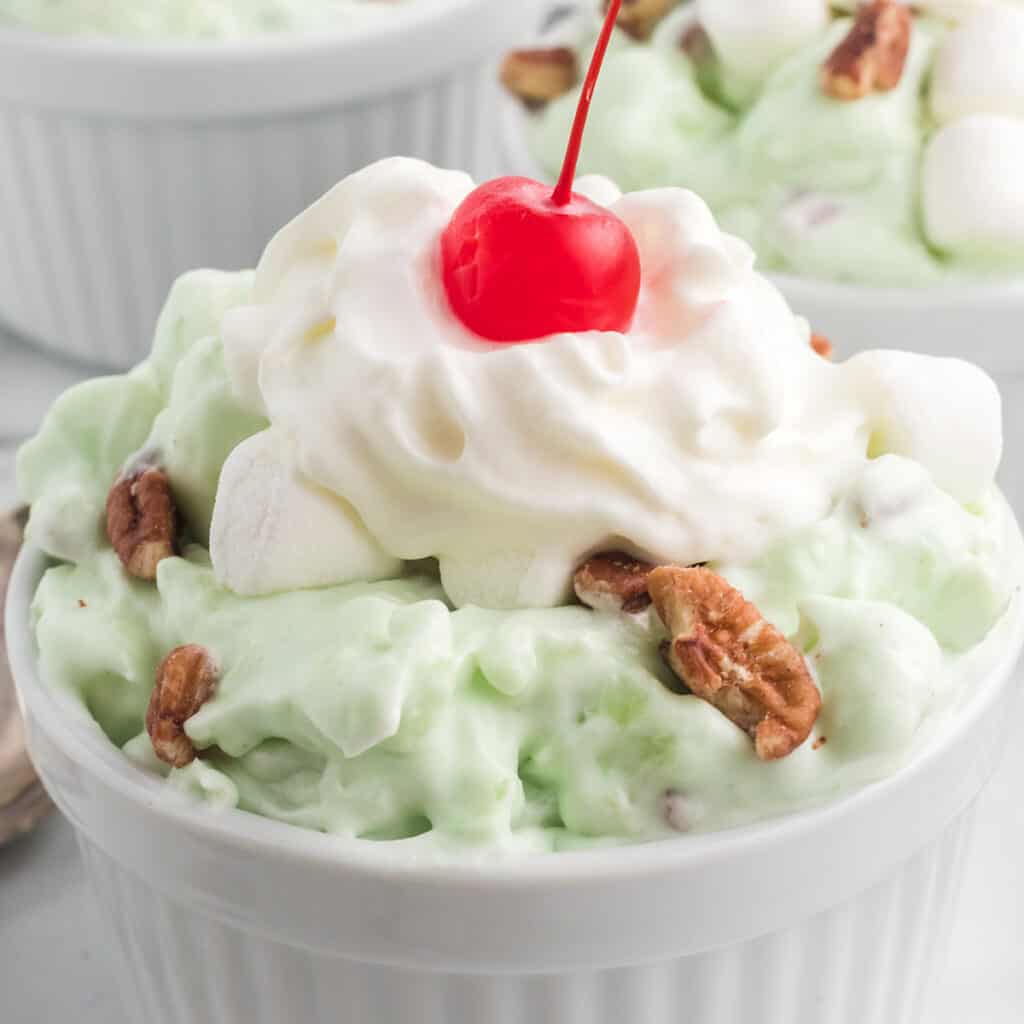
[{"xmin": 441, "ymin": 0, "xmax": 641, "ymax": 343}]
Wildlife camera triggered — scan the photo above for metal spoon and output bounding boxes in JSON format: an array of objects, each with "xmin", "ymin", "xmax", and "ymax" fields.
[{"xmin": 0, "ymin": 508, "xmax": 52, "ymax": 845}]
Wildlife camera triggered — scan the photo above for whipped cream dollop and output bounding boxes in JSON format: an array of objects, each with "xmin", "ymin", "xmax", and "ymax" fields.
[{"xmin": 214, "ymin": 157, "xmax": 1000, "ymax": 609}]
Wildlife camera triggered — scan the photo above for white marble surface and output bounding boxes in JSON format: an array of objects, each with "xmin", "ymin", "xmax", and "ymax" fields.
[{"xmin": 0, "ymin": 327, "xmax": 1022, "ymax": 1023}]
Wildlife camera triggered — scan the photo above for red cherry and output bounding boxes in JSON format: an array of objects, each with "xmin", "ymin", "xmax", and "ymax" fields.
[
  {"xmin": 440, "ymin": 177, "xmax": 641, "ymax": 342},
  {"xmin": 440, "ymin": 0, "xmax": 641, "ymax": 344}
]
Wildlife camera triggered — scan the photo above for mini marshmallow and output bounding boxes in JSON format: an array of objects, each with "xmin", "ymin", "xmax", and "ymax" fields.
[
  {"xmin": 847, "ymin": 349, "xmax": 1002, "ymax": 507},
  {"xmin": 931, "ymin": 7, "xmax": 1024, "ymax": 124},
  {"xmin": 210, "ymin": 429, "xmax": 402, "ymax": 596},
  {"xmin": 220, "ymin": 305, "xmax": 273, "ymax": 416},
  {"xmin": 922, "ymin": 113, "xmax": 1024, "ymax": 257},
  {"xmin": 696, "ymin": 0, "xmax": 829, "ymax": 83}
]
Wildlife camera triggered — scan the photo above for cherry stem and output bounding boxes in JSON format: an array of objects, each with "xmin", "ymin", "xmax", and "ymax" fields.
[{"xmin": 551, "ymin": 0, "xmax": 623, "ymax": 207}]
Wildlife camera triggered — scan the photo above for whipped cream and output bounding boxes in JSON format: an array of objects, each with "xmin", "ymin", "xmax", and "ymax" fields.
[{"xmin": 214, "ymin": 157, "xmax": 999, "ymax": 609}]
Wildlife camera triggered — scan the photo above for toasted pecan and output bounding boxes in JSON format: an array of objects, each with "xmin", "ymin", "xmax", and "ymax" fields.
[
  {"xmin": 105, "ymin": 466, "xmax": 178, "ymax": 581},
  {"xmin": 574, "ymin": 552, "xmax": 656, "ymax": 614},
  {"xmin": 811, "ymin": 333, "xmax": 834, "ymax": 360},
  {"xmin": 500, "ymin": 47, "xmax": 578, "ymax": 108},
  {"xmin": 606, "ymin": 0, "xmax": 675, "ymax": 41},
  {"xmin": 648, "ymin": 566, "xmax": 820, "ymax": 760},
  {"xmin": 146, "ymin": 645, "xmax": 218, "ymax": 768},
  {"xmin": 821, "ymin": 2, "xmax": 912, "ymax": 101}
]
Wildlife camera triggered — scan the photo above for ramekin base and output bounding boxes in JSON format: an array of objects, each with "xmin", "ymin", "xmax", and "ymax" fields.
[{"xmin": 76, "ymin": 809, "xmax": 974, "ymax": 1024}]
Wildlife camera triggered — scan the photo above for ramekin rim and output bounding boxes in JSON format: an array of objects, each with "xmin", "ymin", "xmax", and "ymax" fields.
[
  {"xmin": 769, "ymin": 270, "xmax": 1024, "ymax": 306},
  {"xmin": 8, "ymin": 540, "xmax": 1024, "ymax": 885},
  {"xmin": 0, "ymin": 0, "xmax": 543, "ymax": 118},
  {"xmin": 0, "ymin": 0, "xmax": 494, "ymax": 60}
]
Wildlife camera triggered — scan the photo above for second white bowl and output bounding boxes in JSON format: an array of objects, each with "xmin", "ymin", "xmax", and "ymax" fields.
[
  {"xmin": 501, "ymin": 95, "xmax": 1024, "ymax": 378},
  {"xmin": 0, "ymin": 0, "xmax": 542, "ymax": 369},
  {"xmin": 773, "ymin": 273, "xmax": 1024, "ymax": 376}
]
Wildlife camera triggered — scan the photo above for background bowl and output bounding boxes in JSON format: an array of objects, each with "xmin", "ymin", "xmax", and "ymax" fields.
[
  {"xmin": 501, "ymin": 95, "xmax": 1024, "ymax": 378},
  {"xmin": 773, "ymin": 273, "xmax": 1024, "ymax": 377},
  {"xmin": 0, "ymin": 0, "xmax": 543, "ymax": 370},
  {"xmin": 8, "ymin": 541, "xmax": 1024, "ymax": 1024}
]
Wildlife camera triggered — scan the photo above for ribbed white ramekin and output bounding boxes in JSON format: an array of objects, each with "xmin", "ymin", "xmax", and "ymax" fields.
[
  {"xmin": 8, "ymin": 542, "xmax": 1024, "ymax": 1024},
  {"xmin": 769, "ymin": 274, "xmax": 1024, "ymax": 376},
  {"xmin": 0, "ymin": 0, "xmax": 542, "ymax": 370}
]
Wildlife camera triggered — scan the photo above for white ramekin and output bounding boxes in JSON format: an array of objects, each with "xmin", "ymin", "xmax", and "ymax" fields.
[
  {"xmin": 0, "ymin": 0, "xmax": 542, "ymax": 370},
  {"xmin": 501, "ymin": 97, "xmax": 1024, "ymax": 378},
  {"xmin": 8, "ymin": 541, "xmax": 1024, "ymax": 1024},
  {"xmin": 772, "ymin": 274, "xmax": 1024, "ymax": 377}
]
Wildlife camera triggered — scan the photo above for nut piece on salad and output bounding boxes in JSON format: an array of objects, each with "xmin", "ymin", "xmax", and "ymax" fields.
[
  {"xmin": 146, "ymin": 645, "xmax": 219, "ymax": 768},
  {"xmin": 605, "ymin": 0, "xmax": 676, "ymax": 41},
  {"xmin": 105, "ymin": 466, "xmax": 178, "ymax": 581},
  {"xmin": 811, "ymin": 333, "xmax": 834, "ymax": 360},
  {"xmin": 574, "ymin": 552, "xmax": 656, "ymax": 614},
  {"xmin": 648, "ymin": 566, "xmax": 821, "ymax": 761},
  {"xmin": 821, "ymin": 1, "xmax": 913, "ymax": 101},
  {"xmin": 500, "ymin": 47, "xmax": 579, "ymax": 109}
]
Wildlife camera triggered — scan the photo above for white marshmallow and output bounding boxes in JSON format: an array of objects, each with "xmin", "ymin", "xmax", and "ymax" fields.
[
  {"xmin": 696, "ymin": 0, "xmax": 829, "ymax": 83},
  {"xmin": 931, "ymin": 7, "xmax": 1024, "ymax": 124},
  {"xmin": 210, "ymin": 429, "xmax": 402, "ymax": 596},
  {"xmin": 922, "ymin": 113, "xmax": 1024, "ymax": 256},
  {"xmin": 847, "ymin": 350, "xmax": 1002, "ymax": 507},
  {"xmin": 221, "ymin": 304, "xmax": 273, "ymax": 416}
]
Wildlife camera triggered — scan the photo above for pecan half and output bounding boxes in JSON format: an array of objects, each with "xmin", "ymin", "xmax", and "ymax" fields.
[
  {"xmin": 648, "ymin": 566, "xmax": 820, "ymax": 760},
  {"xmin": 821, "ymin": 2, "xmax": 912, "ymax": 101},
  {"xmin": 575, "ymin": 552, "xmax": 656, "ymax": 614},
  {"xmin": 147, "ymin": 645, "xmax": 218, "ymax": 768},
  {"xmin": 500, "ymin": 47, "xmax": 578, "ymax": 108},
  {"xmin": 105, "ymin": 466, "xmax": 178, "ymax": 580},
  {"xmin": 605, "ymin": 0, "xmax": 675, "ymax": 41},
  {"xmin": 811, "ymin": 333, "xmax": 834, "ymax": 360}
]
